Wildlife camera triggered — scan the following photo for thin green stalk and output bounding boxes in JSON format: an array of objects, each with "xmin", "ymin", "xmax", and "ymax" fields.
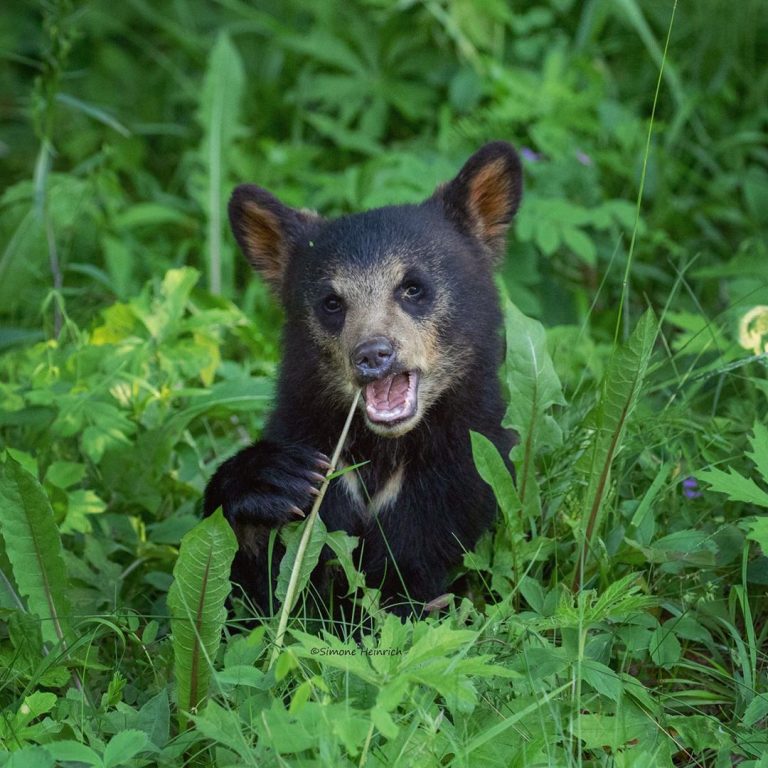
[
  {"xmin": 268, "ymin": 390, "xmax": 361, "ymax": 669},
  {"xmin": 614, "ymin": 0, "xmax": 678, "ymax": 345}
]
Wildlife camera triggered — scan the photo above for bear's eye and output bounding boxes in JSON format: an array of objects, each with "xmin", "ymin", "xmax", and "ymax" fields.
[
  {"xmin": 322, "ymin": 294, "xmax": 344, "ymax": 314},
  {"xmin": 401, "ymin": 280, "xmax": 424, "ymax": 301}
]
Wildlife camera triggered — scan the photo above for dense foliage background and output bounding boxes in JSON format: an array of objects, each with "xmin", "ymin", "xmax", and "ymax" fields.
[{"xmin": 1, "ymin": 1, "xmax": 767, "ymax": 765}]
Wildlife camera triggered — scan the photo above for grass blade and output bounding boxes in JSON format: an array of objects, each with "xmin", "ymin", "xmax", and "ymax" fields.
[
  {"xmin": 268, "ymin": 390, "xmax": 361, "ymax": 669},
  {"xmin": 196, "ymin": 32, "xmax": 245, "ymax": 296}
]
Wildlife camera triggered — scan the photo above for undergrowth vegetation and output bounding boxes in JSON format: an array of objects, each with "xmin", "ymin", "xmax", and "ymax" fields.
[{"xmin": 1, "ymin": 1, "xmax": 767, "ymax": 765}]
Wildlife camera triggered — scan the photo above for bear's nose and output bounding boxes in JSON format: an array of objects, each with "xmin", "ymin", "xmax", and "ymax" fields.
[{"xmin": 352, "ymin": 337, "xmax": 395, "ymax": 382}]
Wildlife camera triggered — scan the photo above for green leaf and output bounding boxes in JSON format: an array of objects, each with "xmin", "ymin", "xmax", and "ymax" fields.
[
  {"xmin": 45, "ymin": 741, "xmax": 101, "ymax": 766},
  {"xmin": 649, "ymin": 625, "xmax": 681, "ymax": 666},
  {"xmin": 743, "ymin": 517, "xmax": 768, "ymax": 555},
  {"xmin": 696, "ymin": 467, "xmax": 768, "ymax": 508},
  {"xmin": 371, "ymin": 704, "xmax": 399, "ymax": 739},
  {"xmin": 196, "ymin": 32, "xmax": 245, "ymax": 295},
  {"xmin": 276, "ymin": 516, "xmax": 328, "ymax": 606},
  {"xmin": 5, "ymin": 746, "xmax": 56, "ymax": 768},
  {"xmin": 747, "ymin": 421, "xmax": 768, "ymax": 484},
  {"xmin": 562, "ymin": 226, "xmax": 597, "ymax": 266},
  {"xmin": 103, "ymin": 729, "xmax": 151, "ymax": 768},
  {"xmin": 575, "ymin": 310, "xmax": 657, "ymax": 583},
  {"xmin": 471, "ymin": 431, "xmax": 522, "ymax": 536},
  {"xmin": 743, "ymin": 693, "xmax": 768, "ymax": 728},
  {"xmin": 168, "ymin": 508, "xmax": 238, "ymax": 730},
  {"xmin": 44, "ymin": 461, "xmax": 86, "ymax": 490},
  {"xmin": 501, "ymin": 293, "xmax": 566, "ymax": 523},
  {"xmin": 0, "ymin": 455, "xmax": 72, "ymax": 646},
  {"xmin": 581, "ymin": 660, "xmax": 623, "ymax": 702}
]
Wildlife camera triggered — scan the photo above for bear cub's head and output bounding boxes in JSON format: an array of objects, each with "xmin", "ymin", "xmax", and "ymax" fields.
[{"xmin": 229, "ymin": 142, "xmax": 522, "ymax": 437}]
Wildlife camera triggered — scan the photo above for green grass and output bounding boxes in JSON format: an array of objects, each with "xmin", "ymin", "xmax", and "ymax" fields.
[{"xmin": 1, "ymin": 1, "xmax": 767, "ymax": 766}]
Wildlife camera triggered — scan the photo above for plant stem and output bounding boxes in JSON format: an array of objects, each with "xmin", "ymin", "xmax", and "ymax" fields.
[{"xmin": 267, "ymin": 389, "xmax": 361, "ymax": 669}]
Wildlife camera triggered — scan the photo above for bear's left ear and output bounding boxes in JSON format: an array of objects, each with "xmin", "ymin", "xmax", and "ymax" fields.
[{"xmin": 437, "ymin": 141, "xmax": 523, "ymax": 261}]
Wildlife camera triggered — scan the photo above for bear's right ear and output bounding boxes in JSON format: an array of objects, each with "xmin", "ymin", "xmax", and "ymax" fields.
[{"xmin": 228, "ymin": 185, "xmax": 320, "ymax": 291}]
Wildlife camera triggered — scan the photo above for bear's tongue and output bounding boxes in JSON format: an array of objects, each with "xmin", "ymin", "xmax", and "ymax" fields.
[{"xmin": 364, "ymin": 372, "xmax": 417, "ymax": 424}]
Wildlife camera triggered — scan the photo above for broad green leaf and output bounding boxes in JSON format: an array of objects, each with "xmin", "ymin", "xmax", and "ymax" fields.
[
  {"xmin": 743, "ymin": 517, "xmax": 768, "ymax": 555},
  {"xmin": 649, "ymin": 625, "xmax": 681, "ymax": 666},
  {"xmin": 0, "ymin": 455, "xmax": 72, "ymax": 646},
  {"xmin": 371, "ymin": 704, "xmax": 399, "ymax": 739},
  {"xmin": 5, "ymin": 746, "xmax": 56, "ymax": 768},
  {"xmin": 44, "ymin": 461, "xmax": 86, "ymax": 490},
  {"xmin": 575, "ymin": 310, "xmax": 657, "ymax": 582},
  {"xmin": 471, "ymin": 431, "xmax": 522, "ymax": 536},
  {"xmin": 168, "ymin": 508, "xmax": 237, "ymax": 729},
  {"xmin": 103, "ymin": 729, "xmax": 151, "ymax": 768},
  {"xmin": 45, "ymin": 741, "xmax": 101, "ymax": 766},
  {"xmin": 501, "ymin": 294, "xmax": 566, "ymax": 522},
  {"xmin": 324, "ymin": 528, "xmax": 365, "ymax": 593},
  {"xmin": 581, "ymin": 660, "xmax": 623, "ymax": 702},
  {"xmin": 276, "ymin": 516, "xmax": 328, "ymax": 606}
]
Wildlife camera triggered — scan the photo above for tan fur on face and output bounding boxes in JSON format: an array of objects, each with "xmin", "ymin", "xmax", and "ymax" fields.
[{"xmin": 306, "ymin": 254, "xmax": 464, "ymax": 434}]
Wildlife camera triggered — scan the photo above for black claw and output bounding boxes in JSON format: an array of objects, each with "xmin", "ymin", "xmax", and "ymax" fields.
[
  {"xmin": 290, "ymin": 505, "xmax": 305, "ymax": 518},
  {"xmin": 307, "ymin": 485, "xmax": 321, "ymax": 497},
  {"xmin": 306, "ymin": 471, "xmax": 326, "ymax": 485}
]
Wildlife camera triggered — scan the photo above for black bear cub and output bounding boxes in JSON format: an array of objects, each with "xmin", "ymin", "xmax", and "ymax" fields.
[{"xmin": 204, "ymin": 142, "xmax": 522, "ymax": 618}]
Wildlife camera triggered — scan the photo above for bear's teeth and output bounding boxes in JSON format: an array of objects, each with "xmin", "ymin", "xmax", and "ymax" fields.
[{"xmin": 364, "ymin": 371, "xmax": 418, "ymax": 424}]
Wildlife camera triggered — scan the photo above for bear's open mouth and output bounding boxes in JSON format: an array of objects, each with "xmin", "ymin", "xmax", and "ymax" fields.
[{"xmin": 364, "ymin": 371, "xmax": 419, "ymax": 425}]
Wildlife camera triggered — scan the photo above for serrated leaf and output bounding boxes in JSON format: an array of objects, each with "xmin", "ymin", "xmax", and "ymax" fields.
[
  {"xmin": 575, "ymin": 310, "xmax": 657, "ymax": 583},
  {"xmin": 0, "ymin": 455, "xmax": 72, "ymax": 646},
  {"xmin": 743, "ymin": 517, "xmax": 768, "ymax": 555},
  {"xmin": 103, "ymin": 729, "xmax": 151, "ymax": 768},
  {"xmin": 747, "ymin": 421, "xmax": 768, "ymax": 484},
  {"xmin": 168, "ymin": 508, "xmax": 237, "ymax": 730},
  {"xmin": 696, "ymin": 467, "xmax": 768, "ymax": 508}
]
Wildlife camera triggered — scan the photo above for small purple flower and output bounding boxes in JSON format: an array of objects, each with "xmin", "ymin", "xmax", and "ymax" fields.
[
  {"xmin": 520, "ymin": 146, "xmax": 541, "ymax": 163},
  {"xmin": 576, "ymin": 150, "xmax": 592, "ymax": 166},
  {"xmin": 682, "ymin": 476, "xmax": 701, "ymax": 499}
]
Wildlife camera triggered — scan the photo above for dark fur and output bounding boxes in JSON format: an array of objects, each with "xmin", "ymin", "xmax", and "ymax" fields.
[{"xmin": 204, "ymin": 142, "xmax": 522, "ymax": 618}]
